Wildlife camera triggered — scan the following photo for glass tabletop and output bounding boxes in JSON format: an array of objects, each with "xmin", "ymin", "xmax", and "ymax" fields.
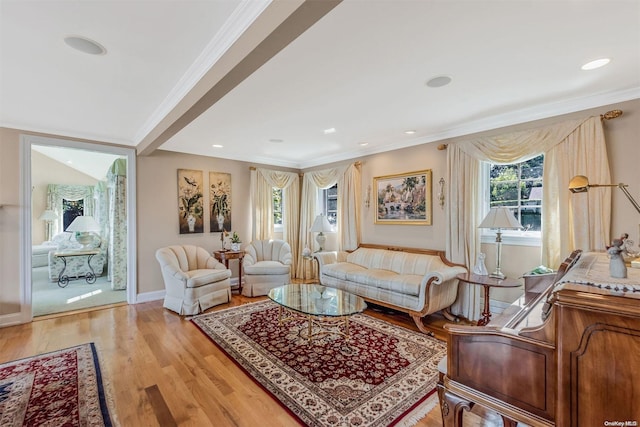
[{"xmin": 268, "ymin": 284, "xmax": 367, "ymax": 317}]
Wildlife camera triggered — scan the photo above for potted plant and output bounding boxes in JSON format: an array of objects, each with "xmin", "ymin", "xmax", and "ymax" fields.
[{"xmin": 230, "ymin": 232, "xmax": 241, "ymax": 251}]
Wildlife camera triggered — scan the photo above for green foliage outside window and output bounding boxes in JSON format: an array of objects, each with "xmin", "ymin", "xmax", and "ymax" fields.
[
  {"xmin": 273, "ymin": 188, "xmax": 283, "ymax": 225},
  {"xmin": 489, "ymin": 155, "xmax": 544, "ymax": 231}
]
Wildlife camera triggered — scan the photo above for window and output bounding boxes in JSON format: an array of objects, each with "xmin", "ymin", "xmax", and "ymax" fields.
[
  {"xmin": 321, "ymin": 184, "xmax": 338, "ymax": 226},
  {"xmin": 486, "ymin": 154, "xmax": 543, "ymax": 243},
  {"xmin": 62, "ymin": 199, "xmax": 84, "ymax": 231},
  {"xmin": 273, "ymin": 188, "xmax": 283, "ymax": 226}
]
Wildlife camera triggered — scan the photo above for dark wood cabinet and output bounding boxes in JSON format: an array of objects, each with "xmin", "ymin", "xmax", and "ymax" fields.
[{"xmin": 439, "ymin": 251, "xmax": 640, "ymax": 426}]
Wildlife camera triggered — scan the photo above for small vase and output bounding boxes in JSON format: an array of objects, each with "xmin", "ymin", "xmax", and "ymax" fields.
[
  {"xmin": 231, "ymin": 242, "xmax": 240, "ymax": 251},
  {"xmin": 216, "ymin": 214, "xmax": 225, "ymax": 231},
  {"xmin": 187, "ymin": 214, "xmax": 196, "ymax": 232}
]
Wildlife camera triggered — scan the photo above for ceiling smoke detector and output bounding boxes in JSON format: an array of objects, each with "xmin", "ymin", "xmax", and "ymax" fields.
[{"xmin": 64, "ymin": 36, "xmax": 107, "ymax": 55}]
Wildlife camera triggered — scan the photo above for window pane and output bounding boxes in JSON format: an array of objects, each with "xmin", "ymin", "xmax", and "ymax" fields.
[
  {"xmin": 63, "ymin": 199, "xmax": 84, "ymax": 231},
  {"xmin": 322, "ymin": 184, "xmax": 338, "ymax": 226},
  {"xmin": 490, "ymin": 181, "xmax": 518, "ymax": 206},
  {"xmin": 489, "ymin": 154, "xmax": 544, "ymax": 233},
  {"xmin": 520, "ymin": 206, "xmax": 541, "ymax": 231},
  {"xmin": 521, "ymin": 157, "xmax": 544, "ymax": 179},
  {"xmin": 273, "ymin": 188, "xmax": 282, "ymax": 225},
  {"xmin": 490, "ymin": 164, "xmax": 518, "ymax": 180}
]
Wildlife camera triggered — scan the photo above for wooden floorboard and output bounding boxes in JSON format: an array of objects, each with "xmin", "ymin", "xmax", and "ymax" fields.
[{"xmin": 0, "ymin": 294, "xmax": 506, "ymax": 426}]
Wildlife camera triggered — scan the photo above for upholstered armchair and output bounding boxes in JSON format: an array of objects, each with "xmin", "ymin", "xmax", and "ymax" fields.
[
  {"xmin": 155, "ymin": 245, "xmax": 232, "ymax": 315},
  {"xmin": 242, "ymin": 239, "xmax": 292, "ymax": 297}
]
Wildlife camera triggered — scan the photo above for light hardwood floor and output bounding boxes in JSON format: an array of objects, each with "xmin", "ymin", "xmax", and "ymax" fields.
[{"xmin": 0, "ymin": 296, "xmax": 505, "ymax": 426}]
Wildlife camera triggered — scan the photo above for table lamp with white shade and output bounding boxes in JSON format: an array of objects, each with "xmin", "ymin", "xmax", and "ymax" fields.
[
  {"xmin": 38, "ymin": 209, "xmax": 58, "ymax": 241},
  {"xmin": 310, "ymin": 213, "xmax": 333, "ymax": 252},
  {"xmin": 478, "ymin": 207, "xmax": 523, "ymax": 279},
  {"xmin": 66, "ymin": 215, "xmax": 101, "ymax": 249}
]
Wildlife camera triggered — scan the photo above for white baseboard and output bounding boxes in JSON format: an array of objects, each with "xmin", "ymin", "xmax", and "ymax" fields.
[
  {"xmin": 0, "ymin": 312, "xmax": 29, "ymax": 328},
  {"xmin": 135, "ymin": 290, "xmax": 165, "ymax": 304}
]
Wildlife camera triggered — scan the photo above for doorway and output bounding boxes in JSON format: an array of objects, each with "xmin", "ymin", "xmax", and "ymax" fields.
[{"xmin": 21, "ymin": 135, "xmax": 137, "ymax": 320}]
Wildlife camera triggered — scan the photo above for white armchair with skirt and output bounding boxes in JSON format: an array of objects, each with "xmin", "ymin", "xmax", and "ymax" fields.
[
  {"xmin": 242, "ymin": 239, "xmax": 292, "ymax": 297},
  {"xmin": 156, "ymin": 245, "xmax": 232, "ymax": 315}
]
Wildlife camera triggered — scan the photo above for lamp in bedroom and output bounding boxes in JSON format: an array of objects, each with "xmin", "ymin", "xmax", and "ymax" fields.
[
  {"xmin": 479, "ymin": 207, "xmax": 523, "ymax": 279},
  {"xmin": 310, "ymin": 213, "xmax": 333, "ymax": 252},
  {"xmin": 38, "ymin": 209, "xmax": 58, "ymax": 241},
  {"xmin": 66, "ymin": 215, "xmax": 101, "ymax": 249}
]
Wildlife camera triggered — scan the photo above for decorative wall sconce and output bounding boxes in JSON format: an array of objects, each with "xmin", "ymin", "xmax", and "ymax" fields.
[
  {"xmin": 365, "ymin": 185, "xmax": 371, "ymax": 208},
  {"xmin": 437, "ymin": 178, "xmax": 445, "ymax": 208}
]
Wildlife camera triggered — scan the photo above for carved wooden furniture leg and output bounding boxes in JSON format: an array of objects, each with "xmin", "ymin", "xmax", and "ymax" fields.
[
  {"xmin": 409, "ymin": 314, "xmax": 435, "ymax": 336},
  {"xmin": 443, "ymin": 307, "xmax": 459, "ymax": 322},
  {"xmin": 437, "ymin": 385, "xmax": 474, "ymax": 427}
]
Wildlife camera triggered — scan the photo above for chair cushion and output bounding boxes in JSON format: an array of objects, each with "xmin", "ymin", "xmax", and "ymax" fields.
[
  {"xmin": 186, "ymin": 269, "xmax": 231, "ymax": 288},
  {"xmin": 244, "ymin": 261, "xmax": 290, "ymax": 275}
]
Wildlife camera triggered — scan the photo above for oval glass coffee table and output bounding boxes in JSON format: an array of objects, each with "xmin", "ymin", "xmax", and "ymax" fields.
[{"xmin": 268, "ymin": 284, "xmax": 367, "ymax": 342}]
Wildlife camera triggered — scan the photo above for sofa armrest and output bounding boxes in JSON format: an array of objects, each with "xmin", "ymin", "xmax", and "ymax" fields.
[
  {"xmin": 422, "ymin": 266, "xmax": 468, "ymax": 287},
  {"xmin": 162, "ymin": 264, "xmax": 188, "ymax": 282},
  {"xmin": 314, "ymin": 251, "xmax": 337, "ymax": 268}
]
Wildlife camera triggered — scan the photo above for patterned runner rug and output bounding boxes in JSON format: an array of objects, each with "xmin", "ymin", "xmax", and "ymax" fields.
[
  {"xmin": 0, "ymin": 343, "xmax": 114, "ymax": 426},
  {"xmin": 192, "ymin": 300, "xmax": 446, "ymax": 426}
]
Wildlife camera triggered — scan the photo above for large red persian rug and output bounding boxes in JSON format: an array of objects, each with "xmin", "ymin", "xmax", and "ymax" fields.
[
  {"xmin": 0, "ymin": 343, "xmax": 114, "ymax": 426},
  {"xmin": 192, "ymin": 300, "xmax": 446, "ymax": 426}
]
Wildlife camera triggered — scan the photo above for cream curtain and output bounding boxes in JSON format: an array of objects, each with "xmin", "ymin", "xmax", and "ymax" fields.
[
  {"xmin": 447, "ymin": 116, "xmax": 610, "ymax": 320},
  {"xmin": 298, "ymin": 164, "xmax": 361, "ymax": 277},
  {"xmin": 250, "ymin": 168, "xmax": 300, "ymax": 275}
]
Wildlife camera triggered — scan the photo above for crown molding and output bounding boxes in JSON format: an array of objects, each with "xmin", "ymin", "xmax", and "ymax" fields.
[{"xmin": 133, "ymin": 0, "xmax": 272, "ymax": 144}]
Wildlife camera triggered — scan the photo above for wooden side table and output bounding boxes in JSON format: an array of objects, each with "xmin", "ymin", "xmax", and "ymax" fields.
[
  {"xmin": 456, "ymin": 273, "xmax": 522, "ymax": 326},
  {"xmin": 213, "ymin": 250, "xmax": 244, "ymax": 294},
  {"xmin": 302, "ymin": 255, "xmax": 318, "ymax": 284}
]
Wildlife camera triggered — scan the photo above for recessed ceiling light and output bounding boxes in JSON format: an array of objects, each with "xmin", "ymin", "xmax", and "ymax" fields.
[
  {"xmin": 404, "ymin": 130, "xmax": 416, "ymax": 135},
  {"xmin": 66, "ymin": 160, "xmax": 73, "ymax": 164},
  {"xmin": 323, "ymin": 128, "xmax": 336, "ymax": 135},
  {"xmin": 64, "ymin": 35, "xmax": 107, "ymax": 55},
  {"xmin": 212, "ymin": 144, "xmax": 223, "ymax": 148},
  {"xmin": 269, "ymin": 139, "xmax": 284, "ymax": 143},
  {"xmin": 359, "ymin": 142, "xmax": 369, "ymax": 146},
  {"xmin": 426, "ymin": 75, "xmax": 452, "ymax": 88},
  {"xmin": 581, "ymin": 58, "xmax": 610, "ymax": 70}
]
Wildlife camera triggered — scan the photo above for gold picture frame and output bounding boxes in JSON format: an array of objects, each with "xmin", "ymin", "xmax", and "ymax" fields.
[
  {"xmin": 209, "ymin": 172, "xmax": 231, "ymax": 232},
  {"xmin": 374, "ymin": 170, "xmax": 432, "ymax": 225},
  {"xmin": 177, "ymin": 169, "xmax": 204, "ymax": 234}
]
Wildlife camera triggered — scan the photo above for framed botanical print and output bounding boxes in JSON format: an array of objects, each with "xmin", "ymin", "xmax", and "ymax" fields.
[
  {"xmin": 177, "ymin": 169, "xmax": 204, "ymax": 234},
  {"xmin": 209, "ymin": 172, "xmax": 231, "ymax": 232}
]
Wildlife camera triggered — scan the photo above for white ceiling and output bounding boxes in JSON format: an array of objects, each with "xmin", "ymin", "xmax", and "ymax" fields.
[
  {"xmin": 2, "ymin": 0, "xmax": 639, "ymax": 169},
  {"xmin": 32, "ymin": 145, "xmax": 123, "ymax": 181}
]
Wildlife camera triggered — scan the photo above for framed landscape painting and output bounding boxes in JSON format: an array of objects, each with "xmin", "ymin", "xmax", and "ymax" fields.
[
  {"xmin": 209, "ymin": 172, "xmax": 231, "ymax": 232},
  {"xmin": 177, "ymin": 169, "xmax": 204, "ymax": 234},
  {"xmin": 374, "ymin": 169, "xmax": 432, "ymax": 225}
]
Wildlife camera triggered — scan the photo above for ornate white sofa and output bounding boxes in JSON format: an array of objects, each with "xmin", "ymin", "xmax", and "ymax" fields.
[
  {"xmin": 314, "ymin": 243, "xmax": 467, "ymax": 334},
  {"xmin": 47, "ymin": 232, "xmax": 107, "ymax": 282}
]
